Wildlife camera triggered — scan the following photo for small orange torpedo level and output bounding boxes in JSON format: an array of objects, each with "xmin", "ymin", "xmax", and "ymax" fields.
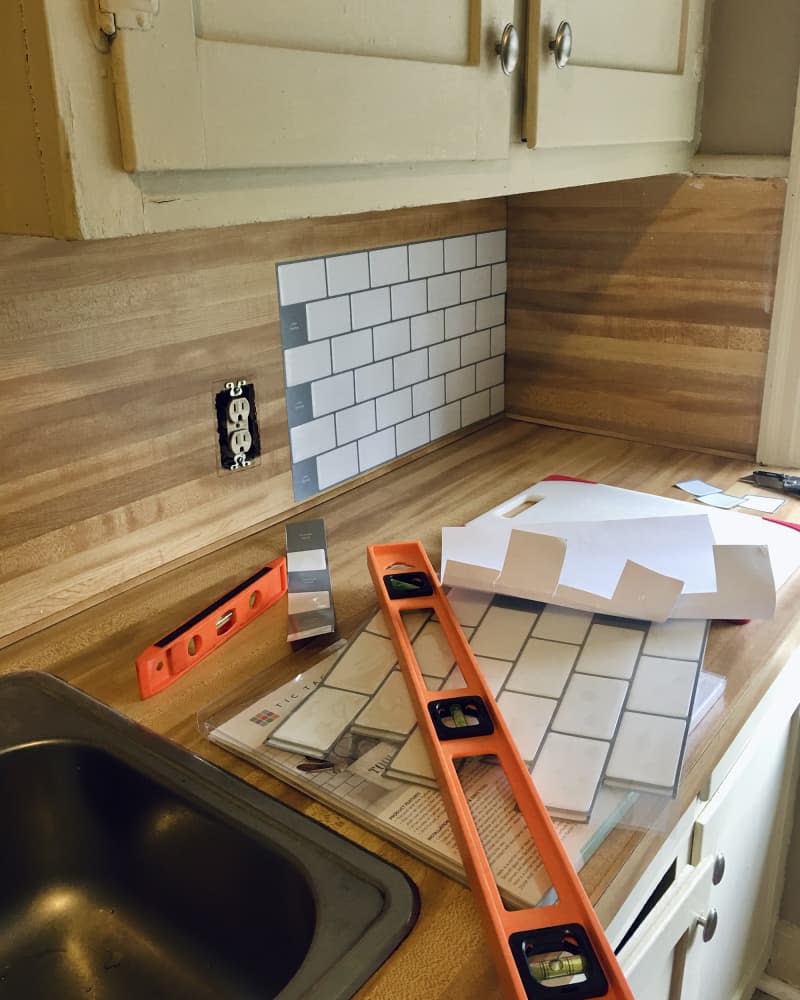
[
  {"xmin": 136, "ymin": 556, "xmax": 287, "ymax": 699},
  {"xmin": 368, "ymin": 541, "xmax": 634, "ymax": 1000}
]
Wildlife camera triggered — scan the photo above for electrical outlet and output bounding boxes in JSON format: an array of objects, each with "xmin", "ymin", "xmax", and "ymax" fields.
[{"xmin": 215, "ymin": 379, "xmax": 261, "ymax": 472}]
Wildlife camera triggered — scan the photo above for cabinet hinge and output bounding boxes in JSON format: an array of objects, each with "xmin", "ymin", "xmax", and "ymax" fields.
[{"xmin": 96, "ymin": 0, "xmax": 159, "ymax": 37}]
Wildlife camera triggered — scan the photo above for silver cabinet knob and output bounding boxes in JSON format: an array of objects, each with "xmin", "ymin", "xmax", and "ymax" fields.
[
  {"xmin": 549, "ymin": 20, "xmax": 573, "ymax": 68},
  {"xmin": 712, "ymin": 853, "xmax": 726, "ymax": 886},
  {"xmin": 697, "ymin": 908, "xmax": 718, "ymax": 943},
  {"xmin": 496, "ymin": 23, "xmax": 520, "ymax": 76}
]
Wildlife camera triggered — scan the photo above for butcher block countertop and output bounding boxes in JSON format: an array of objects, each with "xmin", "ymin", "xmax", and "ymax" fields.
[{"xmin": 3, "ymin": 418, "xmax": 800, "ymax": 999}]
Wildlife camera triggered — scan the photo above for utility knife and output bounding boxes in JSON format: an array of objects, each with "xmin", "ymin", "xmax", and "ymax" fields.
[{"xmin": 740, "ymin": 470, "xmax": 800, "ymax": 495}]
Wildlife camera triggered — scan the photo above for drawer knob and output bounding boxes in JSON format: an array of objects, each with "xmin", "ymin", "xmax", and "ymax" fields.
[
  {"xmin": 549, "ymin": 20, "xmax": 573, "ymax": 69},
  {"xmin": 697, "ymin": 908, "xmax": 718, "ymax": 943},
  {"xmin": 496, "ymin": 23, "xmax": 521, "ymax": 76},
  {"xmin": 712, "ymin": 853, "xmax": 726, "ymax": 886}
]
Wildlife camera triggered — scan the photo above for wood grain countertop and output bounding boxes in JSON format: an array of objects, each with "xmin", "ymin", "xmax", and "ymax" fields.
[{"xmin": 2, "ymin": 418, "xmax": 799, "ymax": 999}]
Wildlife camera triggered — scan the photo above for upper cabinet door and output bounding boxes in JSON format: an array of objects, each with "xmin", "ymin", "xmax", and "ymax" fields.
[
  {"xmin": 109, "ymin": 0, "xmax": 515, "ymax": 171},
  {"xmin": 524, "ymin": 0, "xmax": 706, "ymax": 148}
]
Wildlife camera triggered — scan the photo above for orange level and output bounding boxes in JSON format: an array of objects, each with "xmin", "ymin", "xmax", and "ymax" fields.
[{"xmin": 368, "ymin": 541, "xmax": 634, "ymax": 1000}]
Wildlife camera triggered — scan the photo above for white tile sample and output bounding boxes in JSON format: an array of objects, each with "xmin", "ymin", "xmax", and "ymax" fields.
[
  {"xmin": 317, "ymin": 443, "xmax": 359, "ymax": 490},
  {"xmin": 391, "ymin": 279, "xmax": 427, "ymax": 319},
  {"xmin": 369, "ymin": 246, "xmax": 408, "ymax": 286},
  {"xmin": 307, "ymin": 295, "xmax": 351, "ymax": 340},
  {"xmin": 461, "ymin": 390, "xmax": 491, "ymax": 426},
  {"xmin": 409, "ymin": 240, "xmax": 444, "ymax": 280},
  {"xmin": 445, "ymin": 366, "xmax": 476, "ymax": 402},
  {"xmin": 577, "ymin": 624, "xmax": 644, "ymax": 680},
  {"xmin": 376, "ymin": 388, "xmax": 412, "ymax": 430},
  {"xmin": 491, "ymin": 262, "xmax": 507, "ymax": 295},
  {"xmin": 325, "ymin": 630, "xmax": 398, "ymax": 694},
  {"xmin": 470, "ymin": 604, "xmax": 538, "ymax": 661},
  {"xmin": 461, "ymin": 330, "xmax": 491, "ymax": 365},
  {"xmin": 430, "ymin": 402, "xmax": 461, "ymax": 439},
  {"xmin": 444, "ymin": 234, "xmax": 476, "ymax": 272},
  {"xmin": 552, "ymin": 673, "xmax": 628, "ymax": 741},
  {"xmin": 429, "ymin": 339, "xmax": 461, "ymax": 377},
  {"xmin": 476, "ymin": 355, "xmax": 504, "ymax": 391},
  {"xmin": 490, "ymin": 325, "xmax": 506, "ymax": 356},
  {"xmin": 351, "ymin": 287, "xmax": 391, "ymax": 329},
  {"xmin": 460, "ymin": 266, "xmax": 492, "ymax": 302},
  {"xmin": 476, "ymin": 230, "xmax": 506, "ymax": 266},
  {"xmin": 532, "ymin": 606, "xmax": 593, "ymax": 644},
  {"xmin": 373, "ymin": 319, "xmax": 410, "ymax": 360},
  {"xmin": 358, "ymin": 427, "xmax": 396, "ymax": 470},
  {"xmin": 332, "ymin": 328, "xmax": 373, "ymax": 372},
  {"xmin": 352, "ymin": 670, "xmax": 416, "ymax": 739},
  {"xmin": 427, "ymin": 272, "xmax": 461, "ymax": 310},
  {"xmin": 312, "ymin": 371, "xmax": 354, "ymax": 417},
  {"xmin": 287, "ymin": 549, "xmax": 327, "ymax": 573},
  {"xmin": 605, "ymin": 712, "xmax": 687, "ymax": 791},
  {"xmin": 394, "ymin": 349, "xmax": 428, "ymax": 389},
  {"xmin": 284, "ymin": 340, "xmax": 331, "ymax": 387},
  {"xmin": 336, "ymin": 401, "xmax": 376, "ymax": 445},
  {"xmin": 412, "ymin": 376, "xmax": 445, "ymax": 415},
  {"xmin": 270, "ymin": 686, "xmax": 369, "ymax": 756},
  {"xmin": 355, "ymin": 359, "xmax": 394, "ymax": 401},
  {"xmin": 506, "ymin": 638, "xmax": 579, "ymax": 698},
  {"xmin": 326, "ymin": 252, "xmax": 370, "ymax": 295},
  {"xmin": 627, "ymin": 656, "xmax": 698, "ymax": 718},
  {"xmin": 277, "ymin": 258, "xmax": 327, "ymax": 306},
  {"xmin": 497, "ymin": 691, "xmax": 556, "ymax": 761},
  {"xmin": 412, "ymin": 620, "xmax": 456, "ymax": 678},
  {"xmin": 445, "ymin": 302, "xmax": 476, "ymax": 339},
  {"xmin": 387, "ymin": 727, "xmax": 436, "ymax": 787},
  {"xmin": 410, "ymin": 310, "xmax": 444, "ymax": 349},
  {"xmin": 290, "ymin": 416, "xmax": 337, "ymax": 462},
  {"xmin": 531, "ymin": 732, "xmax": 609, "ymax": 819},
  {"xmin": 490, "ymin": 385, "xmax": 504, "ymax": 415},
  {"xmin": 476, "ymin": 294, "xmax": 506, "ymax": 330},
  {"xmin": 396, "ymin": 414, "xmax": 430, "ymax": 455},
  {"xmin": 643, "ymin": 619, "xmax": 707, "ymax": 661}
]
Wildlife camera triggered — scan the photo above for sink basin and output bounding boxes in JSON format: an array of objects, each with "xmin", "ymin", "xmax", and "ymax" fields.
[{"xmin": 0, "ymin": 672, "xmax": 418, "ymax": 999}]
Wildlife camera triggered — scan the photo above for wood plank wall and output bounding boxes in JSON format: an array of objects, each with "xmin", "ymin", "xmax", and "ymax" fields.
[
  {"xmin": 505, "ymin": 175, "xmax": 786, "ymax": 457},
  {"xmin": 0, "ymin": 198, "xmax": 505, "ymax": 646}
]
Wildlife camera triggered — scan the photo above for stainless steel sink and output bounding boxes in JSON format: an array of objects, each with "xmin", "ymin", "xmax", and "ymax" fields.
[{"xmin": 0, "ymin": 672, "xmax": 418, "ymax": 999}]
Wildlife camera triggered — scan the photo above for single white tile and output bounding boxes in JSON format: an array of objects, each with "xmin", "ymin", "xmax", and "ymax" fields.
[
  {"xmin": 376, "ymin": 388, "xmax": 412, "ymax": 429},
  {"xmin": 427, "ymin": 272, "xmax": 461, "ymax": 310},
  {"xmin": 325, "ymin": 252, "xmax": 370, "ymax": 296},
  {"xmin": 277, "ymin": 258, "xmax": 327, "ymax": 306},
  {"xmin": 354, "ymin": 359, "xmax": 394, "ymax": 402},
  {"xmin": 311, "ymin": 371, "xmax": 354, "ymax": 417},
  {"xmin": 373, "ymin": 319, "xmax": 411, "ymax": 361},
  {"xmin": 444, "ymin": 234, "xmax": 476, "ymax": 272},
  {"xmin": 498, "ymin": 691, "xmax": 557, "ymax": 761},
  {"xmin": 476, "ymin": 355, "xmax": 504, "ymax": 391},
  {"xmin": 605, "ymin": 712, "xmax": 687, "ymax": 791},
  {"xmin": 476, "ymin": 229, "xmax": 506, "ymax": 266},
  {"xmin": 429, "ymin": 339, "xmax": 461, "ymax": 377},
  {"xmin": 445, "ymin": 365, "xmax": 476, "ymax": 402},
  {"xmin": 358, "ymin": 427, "xmax": 396, "ymax": 470},
  {"xmin": 290, "ymin": 415, "xmax": 336, "ymax": 462},
  {"xmin": 491, "ymin": 262, "xmax": 507, "ymax": 295},
  {"xmin": 387, "ymin": 728, "xmax": 435, "ymax": 786},
  {"xmin": 352, "ymin": 670, "xmax": 416, "ymax": 739},
  {"xmin": 506, "ymin": 637, "xmax": 579, "ymax": 698},
  {"xmin": 490, "ymin": 385, "xmax": 505, "ymax": 415},
  {"xmin": 461, "ymin": 390, "xmax": 491, "ymax": 426},
  {"xmin": 533, "ymin": 606, "xmax": 593, "ymax": 644},
  {"xmin": 628, "ymin": 656, "xmax": 698, "ymax": 718},
  {"xmin": 326, "ymin": 630, "xmax": 398, "ymax": 694},
  {"xmin": 445, "ymin": 302, "xmax": 476, "ymax": 339},
  {"xmin": 369, "ymin": 245, "xmax": 408, "ymax": 286},
  {"xmin": 577, "ymin": 624, "xmax": 644, "ymax": 680},
  {"xmin": 284, "ymin": 340, "xmax": 332, "ymax": 387},
  {"xmin": 410, "ymin": 310, "xmax": 444, "ymax": 349},
  {"xmin": 476, "ymin": 294, "xmax": 506, "ymax": 330},
  {"xmin": 470, "ymin": 604, "xmax": 537, "ymax": 661},
  {"xmin": 409, "ymin": 240, "xmax": 444, "ymax": 280},
  {"xmin": 391, "ymin": 279, "xmax": 427, "ymax": 320},
  {"xmin": 412, "ymin": 376, "xmax": 445, "ymax": 414},
  {"xmin": 460, "ymin": 329, "xmax": 491, "ymax": 365},
  {"xmin": 412, "ymin": 619, "xmax": 456, "ymax": 678},
  {"xmin": 531, "ymin": 732, "xmax": 609, "ymax": 818},
  {"xmin": 396, "ymin": 414, "xmax": 430, "ymax": 455},
  {"xmin": 288, "ymin": 590, "xmax": 331, "ymax": 614},
  {"xmin": 643, "ymin": 620, "xmax": 707, "ymax": 661},
  {"xmin": 316, "ymin": 442, "xmax": 359, "ymax": 490},
  {"xmin": 445, "ymin": 656, "xmax": 512, "ymax": 697},
  {"xmin": 460, "ymin": 266, "xmax": 492, "ymax": 302},
  {"xmin": 490, "ymin": 324, "xmax": 506, "ymax": 356},
  {"xmin": 430, "ymin": 401, "xmax": 461, "ymax": 439},
  {"xmin": 306, "ymin": 295, "xmax": 351, "ymax": 341},
  {"xmin": 270, "ymin": 686, "xmax": 368, "ymax": 756},
  {"xmin": 446, "ymin": 588, "xmax": 493, "ymax": 627},
  {"xmin": 286, "ymin": 549, "xmax": 327, "ymax": 573},
  {"xmin": 552, "ymin": 673, "xmax": 628, "ymax": 741},
  {"xmin": 335, "ymin": 400, "xmax": 376, "ymax": 445},
  {"xmin": 332, "ymin": 328, "xmax": 373, "ymax": 373},
  {"xmin": 351, "ymin": 287, "xmax": 391, "ymax": 329},
  {"xmin": 394, "ymin": 349, "xmax": 428, "ymax": 389}
]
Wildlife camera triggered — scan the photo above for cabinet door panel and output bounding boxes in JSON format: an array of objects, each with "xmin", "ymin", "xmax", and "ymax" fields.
[{"xmin": 110, "ymin": 0, "xmax": 514, "ymax": 171}]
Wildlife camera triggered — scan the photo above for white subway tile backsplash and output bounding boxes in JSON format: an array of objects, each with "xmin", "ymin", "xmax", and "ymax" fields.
[
  {"xmin": 476, "ymin": 294, "xmax": 506, "ymax": 329},
  {"xmin": 444, "ymin": 302, "xmax": 475, "ymax": 339},
  {"xmin": 391, "ymin": 279, "xmax": 427, "ymax": 320},
  {"xmin": 394, "ymin": 349, "xmax": 428, "ymax": 389},
  {"xmin": 461, "ymin": 329, "xmax": 491, "ymax": 365},
  {"xmin": 412, "ymin": 376, "xmax": 445, "ymax": 414},
  {"xmin": 317, "ymin": 443, "xmax": 359, "ymax": 490},
  {"xmin": 445, "ymin": 365, "xmax": 476, "ymax": 402},
  {"xmin": 326, "ymin": 252, "xmax": 370, "ymax": 296},
  {"xmin": 376, "ymin": 388, "xmax": 412, "ymax": 430},
  {"xmin": 490, "ymin": 324, "xmax": 506, "ymax": 356},
  {"xmin": 291, "ymin": 415, "xmax": 337, "ymax": 462},
  {"xmin": 277, "ymin": 258, "xmax": 327, "ymax": 306},
  {"xmin": 332, "ymin": 328, "xmax": 373, "ymax": 372},
  {"xmin": 284, "ymin": 340, "xmax": 331, "ymax": 387},
  {"xmin": 409, "ymin": 240, "xmax": 443, "ymax": 280},
  {"xmin": 373, "ymin": 319, "xmax": 410, "ymax": 361},
  {"xmin": 410, "ymin": 311, "xmax": 444, "ymax": 349},
  {"xmin": 490, "ymin": 384, "xmax": 505, "ymax": 415},
  {"xmin": 396, "ymin": 414, "xmax": 430, "ymax": 455},
  {"xmin": 491, "ymin": 262, "xmax": 507, "ymax": 295},
  {"xmin": 427, "ymin": 272, "xmax": 461, "ymax": 310},
  {"xmin": 306, "ymin": 295, "xmax": 351, "ymax": 341},
  {"xmin": 460, "ymin": 266, "xmax": 491, "ymax": 302},
  {"xmin": 312, "ymin": 371, "xmax": 355, "ymax": 417},
  {"xmin": 430, "ymin": 401, "xmax": 461, "ymax": 439},
  {"xmin": 351, "ymin": 287, "xmax": 391, "ymax": 329},
  {"xmin": 336, "ymin": 400, "xmax": 376, "ymax": 445},
  {"xmin": 461, "ymin": 389, "xmax": 491, "ymax": 425},
  {"xmin": 355, "ymin": 359, "xmax": 394, "ymax": 402},
  {"xmin": 476, "ymin": 355, "xmax": 504, "ymax": 391},
  {"xmin": 358, "ymin": 428, "xmax": 396, "ymax": 470},
  {"xmin": 477, "ymin": 229, "xmax": 506, "ymax": 266},
  {"xmin": 369, "ymin": 246, "xmax": 408, "ymax": 287},
  {"xmin": 428, "ymin": 339, "xmax": 460, "ymax": 377},
  {"xmin": 444, "ymin": 234, "xmax": 476, "ymax": 272}
]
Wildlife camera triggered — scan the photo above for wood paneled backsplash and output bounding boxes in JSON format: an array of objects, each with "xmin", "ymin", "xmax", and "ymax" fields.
[
  {"xmin": 0, "ymin": 198, "xmax": 505, "ymax": 646},
  {"xmin": 505, "ymin": 175, "xmax": 785, "ymax": 457}
]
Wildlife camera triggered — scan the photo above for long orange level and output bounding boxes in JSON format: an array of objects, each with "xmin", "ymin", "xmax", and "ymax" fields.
[{"xmin": 368, "ymin": 541, "xmax": 634, "ymax": 1000}]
